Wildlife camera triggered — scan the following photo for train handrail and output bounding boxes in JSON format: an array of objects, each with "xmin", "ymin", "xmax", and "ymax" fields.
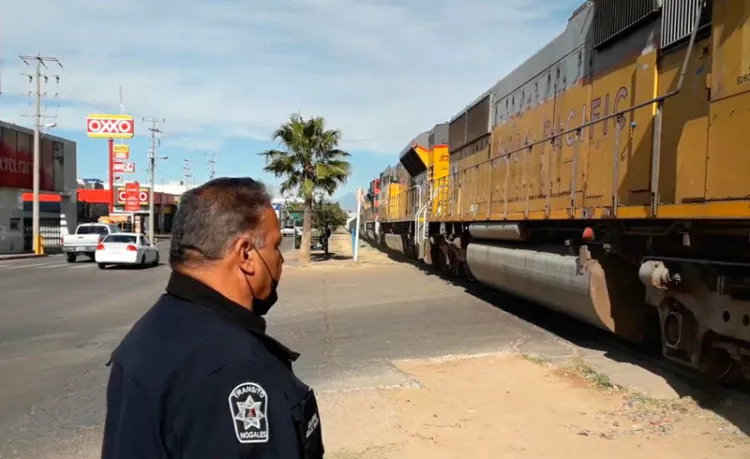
[
  {"xmin": 415, "ymin": 185, "xmax": 445, "ymax": 243},
  {"xmin": 382, "ymin": 184, "xmax": 421, "ymax": 222}
]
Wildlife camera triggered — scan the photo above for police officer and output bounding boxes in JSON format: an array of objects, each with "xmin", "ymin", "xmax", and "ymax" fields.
[{"xmin": 101, "ymin": 177, "xmax": 324, "ymax": 458}]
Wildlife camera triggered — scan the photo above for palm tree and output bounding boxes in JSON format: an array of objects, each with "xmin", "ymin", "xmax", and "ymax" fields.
[{"xmin": 259, "ymin": 114, "xmax": 351, "ymax": 263}]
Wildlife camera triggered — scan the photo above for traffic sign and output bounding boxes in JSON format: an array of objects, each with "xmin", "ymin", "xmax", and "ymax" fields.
[{"xmin": 86, "ymin": 114, "xmax": 135, "ymax": 139}]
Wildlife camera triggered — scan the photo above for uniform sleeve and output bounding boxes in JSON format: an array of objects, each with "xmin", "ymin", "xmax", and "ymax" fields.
[{"xmin": 170, "ymin": 360, "xmax": 292, "ymax": 459}]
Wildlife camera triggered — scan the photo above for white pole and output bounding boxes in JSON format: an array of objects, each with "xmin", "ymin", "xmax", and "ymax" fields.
[
  {"xmin": 32, "ymin": 56, "xmax": 41, "ymax": 254},
  {"xmin": 148, "ymin": 150, "xmax": 155, "ymax": 243},
  {"xmin": 353, "ymin": 187, "xmax": 362, "ymax": 262}
]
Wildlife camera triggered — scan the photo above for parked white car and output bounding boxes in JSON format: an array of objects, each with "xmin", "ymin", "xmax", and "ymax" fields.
[
  {"xmin": 282, "ymin": 224, "xmax": 295, "ymax": 237},
  {"xmin": 95, "ymin": 233, "xmax": 160, "ymax": 269}
]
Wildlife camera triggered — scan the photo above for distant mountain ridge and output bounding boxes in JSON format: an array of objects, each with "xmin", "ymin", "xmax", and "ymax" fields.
[{"xmin": 334, "ymin": 192, "xmax": 357, "ymax": 213}]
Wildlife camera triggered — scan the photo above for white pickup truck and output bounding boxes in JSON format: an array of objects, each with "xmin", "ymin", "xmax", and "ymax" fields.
[{"xmin": 61, "ymin": 223, "xmax": 121, "ymax": 263}]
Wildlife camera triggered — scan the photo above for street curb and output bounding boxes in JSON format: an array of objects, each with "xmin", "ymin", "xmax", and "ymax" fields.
[{"xmin": 0, "ymin": 253, "xmax": 47, "ymax": 261}]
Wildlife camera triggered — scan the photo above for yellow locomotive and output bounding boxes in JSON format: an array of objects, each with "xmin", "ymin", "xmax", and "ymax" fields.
[{"xmin": 362, "ymin": 0, "xmax": 750, "ymax": 382}]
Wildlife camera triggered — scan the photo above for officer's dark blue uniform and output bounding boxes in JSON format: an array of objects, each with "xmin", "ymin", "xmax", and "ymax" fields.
[{"xmin": 101, "ymin": 270, "xmax": 324, "ymax": 458}]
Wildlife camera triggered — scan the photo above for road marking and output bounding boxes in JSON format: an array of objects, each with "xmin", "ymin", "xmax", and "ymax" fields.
[
  {"xmin": 0, "ymin": 254, "xmax": 62, "ymax": 267},
  {"xmin": 70, "ymin": 263, "xmax": 96, "ymax": 269},
  {"xmin": 37, "ymin": 263, "xmax": 71, "ymax": 269},
  {"xmin": 0, "ymin": 261, "xmax": 65, "ymax": 269}
]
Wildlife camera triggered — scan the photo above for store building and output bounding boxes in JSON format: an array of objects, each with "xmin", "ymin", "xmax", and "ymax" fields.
[
  {"xmin": 0, "ymin": 120, "xmax": 78, "ymax": 254},
  {"xmin": 22, "ymin": 185, "xmax": 179, "ymax": 238}
]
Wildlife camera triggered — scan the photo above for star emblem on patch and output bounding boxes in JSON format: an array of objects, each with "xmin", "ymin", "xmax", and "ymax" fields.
[
  {"xmin": 228, "ymin": 382, "xmax": 269, "ymax": 443},
  {"xmin": 234, "ymin": 397, "xmax": 265, "ymax": 430}
]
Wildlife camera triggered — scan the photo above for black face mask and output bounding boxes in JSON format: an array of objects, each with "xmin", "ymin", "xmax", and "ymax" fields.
[{"xmin": 249, "ymin": 249, "xmax": 279, "ymax": 316}]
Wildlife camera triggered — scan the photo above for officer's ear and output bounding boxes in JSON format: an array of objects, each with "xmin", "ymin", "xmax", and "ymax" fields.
[{"xmin": 232, "ymin": 236, "xmax": 256, "ymax": 275}]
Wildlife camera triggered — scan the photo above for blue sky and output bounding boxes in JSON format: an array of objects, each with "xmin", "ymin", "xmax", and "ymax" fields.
[{"xmin": 0, "ymin": 0, "xmax": 581, "ymax": 198}]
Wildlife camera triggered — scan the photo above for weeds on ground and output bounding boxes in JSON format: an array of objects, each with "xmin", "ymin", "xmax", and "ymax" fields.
[
  {"xmin": 561, "ymin": 357, "xmax": 620, "ymax": 391},
  {"xmin": 522, "ymin": 354, "xmax": 620, "ymax": 392},
  {"xmin": 522, "ymin": 354, "xmax": 551, "ymax": 366},
  {"xmin": 522, "ymin": 355, "xmax": 734, "ymax": 440}
]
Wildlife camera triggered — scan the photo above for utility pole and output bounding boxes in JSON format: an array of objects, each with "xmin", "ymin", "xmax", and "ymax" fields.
[
  {"xmin": 142, "ymin": 116, "xmax": 164, "ymax": 244},
  {"xmin": 19, "ymin": 54, "xmax": 62, "ymax": 255},
  {"xmin": 204, "ymin": 152, "xmax": 219, "ymax": 180}
]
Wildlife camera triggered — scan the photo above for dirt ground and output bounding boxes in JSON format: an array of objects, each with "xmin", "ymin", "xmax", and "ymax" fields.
[
  {"xmin": 318, "ymin": 353, "xmax": 750, "ymax": 459},
  {"xmin": 289, "ymin": 230, "xmax": 394, "ymax": 267}
]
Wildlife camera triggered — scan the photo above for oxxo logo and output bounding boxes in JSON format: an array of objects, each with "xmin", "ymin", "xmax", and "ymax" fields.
[
  {"xmin": 117, "ymin": 188, "xmax": 149, "ymax": 204},
  {"xmin": 86, "ymin": 114, "xmax": 135, "ymax": 139}
]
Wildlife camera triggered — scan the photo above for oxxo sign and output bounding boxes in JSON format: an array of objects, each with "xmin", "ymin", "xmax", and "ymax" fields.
[
  {"xmin": 117, "ymin": 186, "xmax": 149, "ymax": 207},
  {"xmin": 86, "ymin": 114, "xmax": 135, "ymax": 139}
]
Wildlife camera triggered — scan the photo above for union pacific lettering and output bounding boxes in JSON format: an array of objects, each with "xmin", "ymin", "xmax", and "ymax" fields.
[{"xmin": 496, "ymin": 86, "xmax": 630, "ymax": 154}]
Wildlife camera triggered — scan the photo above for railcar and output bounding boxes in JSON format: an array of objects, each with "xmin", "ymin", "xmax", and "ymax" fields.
[
  {"xmin": 360, "ymin": 0, "xmax": 750, "ymax": 382},
  {"xmin": 363, "ymin": 124, "xmax": 451, "ymax": 258}
]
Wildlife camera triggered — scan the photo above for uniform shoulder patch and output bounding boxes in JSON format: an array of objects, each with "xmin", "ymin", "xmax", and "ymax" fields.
[{"xmin": 228, "ymin": 382, "xmax": 269, "ymax": 443}]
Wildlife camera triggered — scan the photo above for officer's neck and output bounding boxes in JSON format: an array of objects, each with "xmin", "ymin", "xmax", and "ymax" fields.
[{"xmin": 175, "ymin": 265, "xmax": 253, "ymax": 310}]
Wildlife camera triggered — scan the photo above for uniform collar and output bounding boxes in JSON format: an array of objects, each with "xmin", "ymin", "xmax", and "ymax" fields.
[{"xmin": 165, "ymin": 269, "xmax": 300, "ymax": 363}]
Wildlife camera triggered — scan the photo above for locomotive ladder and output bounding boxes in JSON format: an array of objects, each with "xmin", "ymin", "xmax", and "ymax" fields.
[{"xmin": 415, "ymin": 185, "xmax": 442, "ymax": 259}]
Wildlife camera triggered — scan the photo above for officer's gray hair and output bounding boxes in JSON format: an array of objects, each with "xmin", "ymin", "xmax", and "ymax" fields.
[{"xmin": 169, "ymin": 177, "xmax": 272, "ymax": 268}]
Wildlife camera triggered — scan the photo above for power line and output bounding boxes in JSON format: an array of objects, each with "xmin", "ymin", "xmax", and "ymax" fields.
[
  {"xmin": 18, "ymin": 54, "xmax": 62, "ymax": 255},
  {"xmin": 182, "ymin": 158, "xmax": 193, "ymax": 191},
  {"xmin": 19, "ymin": 54, "xmax": 62, "ymax": 122}
]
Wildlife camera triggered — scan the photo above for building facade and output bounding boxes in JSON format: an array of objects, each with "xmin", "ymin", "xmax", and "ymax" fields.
[{"xmin": 0, "ymin": 121, "xmax": 78, "ymax": 254}]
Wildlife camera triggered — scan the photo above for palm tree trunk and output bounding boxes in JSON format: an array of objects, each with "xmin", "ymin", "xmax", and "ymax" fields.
[{"xmin": 299, "ymin": 200, "xmax": 313, "ymax": 263}]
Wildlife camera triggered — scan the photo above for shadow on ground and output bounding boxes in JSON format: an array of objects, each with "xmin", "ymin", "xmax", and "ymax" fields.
[
  {"xmin": 310, "ymin": 252, "xmax": 350, "ymax": 262},
  {"xmin": 99, "ymin": 262, "xmax": 163, "ymax": 270},
  {"xmin": 292, "ymin": 231, "xmax": 356, "ymax": 263},
  {"xmin": 357, "ymin": 236, "xmax": 750, "ymax": 437}
]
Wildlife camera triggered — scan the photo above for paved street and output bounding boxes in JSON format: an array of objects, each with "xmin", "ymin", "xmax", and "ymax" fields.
[
  {"xmin": 0, "ymin": 236, "xmax": 745, "ymax": 458},
  {"xmin": 0, "ymin": 236, "xmax": 282, "ymax": 456}
]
